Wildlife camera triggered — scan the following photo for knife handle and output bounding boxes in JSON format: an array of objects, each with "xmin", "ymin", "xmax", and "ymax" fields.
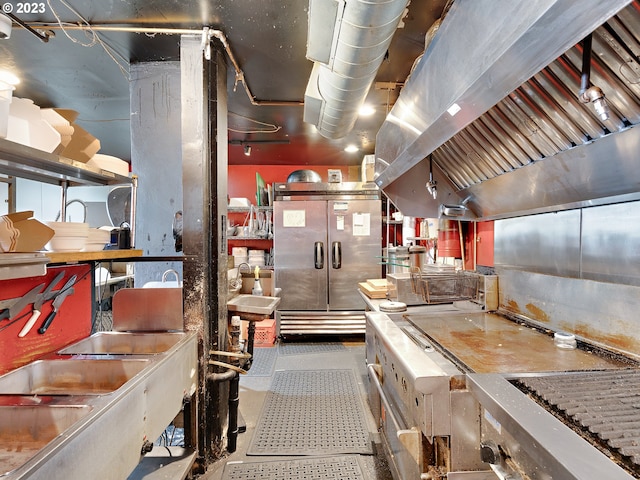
[
  {"xmin": 18, "ymin": 310, "xmax": 41, "ymax": 337},
  {"xmin": 38, "ymin": 310, "xmax": 57, "ymax": 334}
]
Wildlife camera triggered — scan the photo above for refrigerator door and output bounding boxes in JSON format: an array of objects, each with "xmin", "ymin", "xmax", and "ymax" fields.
[
  {"xmin": 274, "ymin": 200, "xmax": 328, "ymax": 311},
  {"xmin": 328, "ymin": 199, "xmax": 382, "ymax": 310}
]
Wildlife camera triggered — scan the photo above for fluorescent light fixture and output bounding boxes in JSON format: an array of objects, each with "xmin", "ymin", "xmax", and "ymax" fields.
[
  {"xmin": 447, "ymin": 103, "xmax": 461, "ymax": 116},
  {"xmin": 359, "ymin": 104, "xmax": 375, "ymax": 117},
  {"xmin": 344, "ymin": 144, "xmax": 359, "ymax": 153}
]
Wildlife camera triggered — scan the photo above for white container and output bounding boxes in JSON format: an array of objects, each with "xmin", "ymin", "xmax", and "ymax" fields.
[
  {"xmin": 0, "ymin": 86, "xmax": 12, "ymax": 139},
  {"xmin": 233, "ymin": 255, "xmax": 249, "ymax": 267},
  {"xmin": 554, "ymin": 332, "xmax": 577, "ymax": 350},
  {"xmin": 46, "ymin": 222, "xmax": 89, "ymax": 252},
  {"xmin": 7, "ymin": 98, "xmax": 61, "ymax": 152}
]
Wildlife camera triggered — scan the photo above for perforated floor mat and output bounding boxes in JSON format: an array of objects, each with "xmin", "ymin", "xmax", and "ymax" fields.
[
  {"xmin": 246, "ymin": 347, "xmax": 278, "ymax": 376},
  {"xmin": 221, "ymin": 455, "xmax": 366, "ymax": 480},
  {"xmin": 278, "ymin": 342, "xmax": 347, "ymax": 356},
  {"xmin": 247, "ymin": 369, "xmax": 373, "ymax": 456}
]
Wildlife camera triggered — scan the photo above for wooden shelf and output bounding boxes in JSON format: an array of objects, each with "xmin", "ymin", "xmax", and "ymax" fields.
[
  {"xmin": 228, "ymin": 237, "xmax": 272, "ymax": 241},
  {"xmin": 46, "ymin": 249, "xmax": 144, "ymax": 264}
]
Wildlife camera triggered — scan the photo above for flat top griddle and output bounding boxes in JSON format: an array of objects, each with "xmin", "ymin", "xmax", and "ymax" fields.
[{"xmin": 404, "ymin": 312, "xmax": 630, "ymax": 373}]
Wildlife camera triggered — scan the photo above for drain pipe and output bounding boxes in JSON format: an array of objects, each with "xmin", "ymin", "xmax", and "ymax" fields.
[
  {"xmin": 205, "ymin": 316, "xmax": 249, "ymax": 453},
  {"xmin": 206, "ymin": 366, "xmax": 239, "ymax": 452}
]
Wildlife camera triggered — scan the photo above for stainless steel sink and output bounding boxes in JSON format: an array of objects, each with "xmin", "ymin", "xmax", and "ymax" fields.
[
  {"xmin": 227, "ymin": 294, "xmax": 281, "ymax": 316},
  {"xmin": 0, "ymin": 404, "xmax": 92, "ymax": 476},
  {"xmin": 0, "ymin": 359, "xmax": 148, "ymax": 395},
  {"xmin": 58, "ymin": 331, "xmax": 186, "ymax": 355}
]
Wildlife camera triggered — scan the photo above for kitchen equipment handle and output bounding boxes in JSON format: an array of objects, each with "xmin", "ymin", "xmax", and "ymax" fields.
[
  {"xmin": 38, "ymin": 310, "xmax": 57, "ymax": 334},
  {"xmin": 18, "ymin": 310, "xmax": 41, "ymax": 337},
  {"xmin": 314, "ymin": 241, "xmax": 324, "ymax": 269},
  {"xmin": 332, "ymin": 241, "xmax": 341, "ymax": 269}
]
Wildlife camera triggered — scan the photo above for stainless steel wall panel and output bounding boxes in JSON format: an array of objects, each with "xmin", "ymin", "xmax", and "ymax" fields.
[
  {"xmin": 495, "ymin": 211, "xmax": 581, "ymax": 277},
  {"xmin": 497, "ymin": 269, "xmax": 640, "ymax": 359},
  {"xmin": 581, "ymin": 202, "xmax": 640, "ymax": 285}
]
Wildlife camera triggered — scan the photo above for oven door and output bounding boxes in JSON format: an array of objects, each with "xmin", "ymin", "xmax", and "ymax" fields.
[{"xmin": 368, "ymin": 363, "xmax": 423, "ymax": 480}]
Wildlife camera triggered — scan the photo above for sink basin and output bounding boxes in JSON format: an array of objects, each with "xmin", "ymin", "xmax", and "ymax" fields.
[
  {"xmin": 0, "ymin": 404, "xmax": 92, "ymax": 475},
  {"xmin": 227, "ymin": 294, "xmax": 281, "ymax": 316},
  {"xmin": 58, "ymin": 332, "xmax": 186, "ymax": 355},
  {"xmin": 0, "ymin": 359, "xmax": 148, "ymax": 395}
]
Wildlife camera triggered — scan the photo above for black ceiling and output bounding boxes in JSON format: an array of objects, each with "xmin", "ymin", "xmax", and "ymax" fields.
[{"xmin": 0, "ymin": 0, "xmax": 446, "ymax": 167}]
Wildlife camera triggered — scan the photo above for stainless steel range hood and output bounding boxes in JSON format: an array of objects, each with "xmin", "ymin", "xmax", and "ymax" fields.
[{"xmin": 374, "ymin": 0, "xmax": 637, "ymax": 220}]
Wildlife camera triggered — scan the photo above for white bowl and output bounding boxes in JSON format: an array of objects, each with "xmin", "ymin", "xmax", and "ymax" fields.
[
  {"xmin": 87, "ymin": 228, "xmax": 110, "ymax": 242},
  {"xmin": 83, "ymin": 242, "xmax": 107, "ymax": 252},
  {"xmin": 46, "ymin": 235, "xmax": 88, "ymax": 252},
  {"xmin": 47, "ymin": 221, "xmax": 90, "ymax": 233}
]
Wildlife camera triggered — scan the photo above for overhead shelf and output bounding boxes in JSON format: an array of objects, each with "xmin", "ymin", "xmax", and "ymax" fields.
[
  {"xmin": 0, "ymin": 138, "xmax": 132, "ymax": 186},
  {"xmin": 228, "ymin": 206, "xmax": 273, "ymax": 213}
]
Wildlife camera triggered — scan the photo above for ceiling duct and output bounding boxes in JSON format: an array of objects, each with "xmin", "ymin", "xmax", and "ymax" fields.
[{"xmin": 304, "ymin": 0, "xmax": 410, "ymax": 139}]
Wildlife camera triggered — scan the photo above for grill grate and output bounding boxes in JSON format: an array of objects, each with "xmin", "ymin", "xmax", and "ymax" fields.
[{"xmin": 517, "ymin": 369, "xmax": 640, "ymax": 474}]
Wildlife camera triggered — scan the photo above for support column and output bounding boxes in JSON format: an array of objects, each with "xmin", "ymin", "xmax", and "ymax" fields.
[{"xmin": 180, "ymin": 35, "xmax": 229, "ymax": 470}]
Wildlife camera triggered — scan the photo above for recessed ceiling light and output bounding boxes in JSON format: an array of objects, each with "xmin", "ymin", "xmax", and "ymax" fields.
[
  {"xmin": 344, "ymin": 144, "xmax": 359, "ymax": 153},
  {"xmin": 359, "ymin": 104, "xmax": 375, "ymax": 117}
]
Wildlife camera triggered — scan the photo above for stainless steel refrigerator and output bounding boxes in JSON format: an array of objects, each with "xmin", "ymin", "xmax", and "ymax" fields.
[{"xmin": 273, "ymin": 182, "xmax": 381, "ymax": 336}]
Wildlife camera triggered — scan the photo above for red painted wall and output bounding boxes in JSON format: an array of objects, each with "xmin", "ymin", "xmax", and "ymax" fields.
[
  {"xmin": 476, "ymin": 221, "xmax": 494, "ymax": 267},
  {"xmin": 228, "ymin": 165, "xmax": 353, "ymax": 202},
  {"xmin": 0, "ymin": 264, "xmax": 92, "ymax": 374}
]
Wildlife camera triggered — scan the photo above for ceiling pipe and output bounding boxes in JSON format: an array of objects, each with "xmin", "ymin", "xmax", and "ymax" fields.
[
  {"xmin": 24, "ymin": 23, "xmax": 303, "ymax": 107},
  {"xmin": 304, "ymin": 0, "xmax": 410, "ymax": 139}
]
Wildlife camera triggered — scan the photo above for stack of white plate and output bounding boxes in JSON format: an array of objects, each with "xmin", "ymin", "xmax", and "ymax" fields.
[
  {"xmin": 249, "ymin": 249, "xmax": 265, "ymax": 267},
  {"xmin": 45, "ymin": 222, "xmax": 89, "ymax": 252},
  {"xmin": 232, "ymin": 246, "xmax": 248, "ymax": 267},
  {"xmin": 84, "ymin": 228, "xmax": 111, "ymax": 251}
]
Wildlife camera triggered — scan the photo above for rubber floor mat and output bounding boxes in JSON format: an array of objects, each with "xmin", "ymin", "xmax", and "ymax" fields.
[
  {"xmin": 246, "ymin": 347, "xmax": 278, "ymax": 377},
  {"xmin": 247, "ymin": 369, "xmax": 374, "ymax": 456},
  {"xmin": 278, "ymin": 342, "xmax": 347, "ymax": 356},
  {"xmin": 221, "ymin": 455, "xmax": 366, "ymax": 480}
]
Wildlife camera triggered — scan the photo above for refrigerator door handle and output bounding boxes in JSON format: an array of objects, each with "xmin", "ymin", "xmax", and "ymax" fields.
[
  {"xmin": 314, "ymin": 241, "xmax": 324, "ymax": 269},
  {"xmin": 332, "ymin": 241, "xmax": 342, "ymax": 269}
]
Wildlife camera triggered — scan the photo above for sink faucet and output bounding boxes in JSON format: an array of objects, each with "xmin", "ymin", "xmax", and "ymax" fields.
[
  {"xmin": 55, "ymin": 199, "xmax": 87, "ymax": 223},
  {"xmin": 235, "ymin": 263, "xmax": 251, "ymax": 284},
  {"xmin": 230, "ymin": 262, "xmax": 252, "ymax": 291}
]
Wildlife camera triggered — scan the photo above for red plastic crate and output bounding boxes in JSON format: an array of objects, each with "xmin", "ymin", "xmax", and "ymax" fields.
[{"xmin": 254, "ymin": 319, "xmax": 277, "ymax": 347}]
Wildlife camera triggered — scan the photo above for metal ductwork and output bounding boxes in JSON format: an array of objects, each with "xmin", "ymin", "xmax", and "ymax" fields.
[
  {"xmin": 373, "ymin": 0, "xmax": 635, "ymax": 220},
  {"xmin": 304, "ymin": 0, "xmax": 410, "ymax": 139}
]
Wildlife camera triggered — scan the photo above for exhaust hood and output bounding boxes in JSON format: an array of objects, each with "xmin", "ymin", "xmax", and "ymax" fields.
[{"xmin": 374, "ymin": 0, "xmax": 637, "ymax": 220}]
